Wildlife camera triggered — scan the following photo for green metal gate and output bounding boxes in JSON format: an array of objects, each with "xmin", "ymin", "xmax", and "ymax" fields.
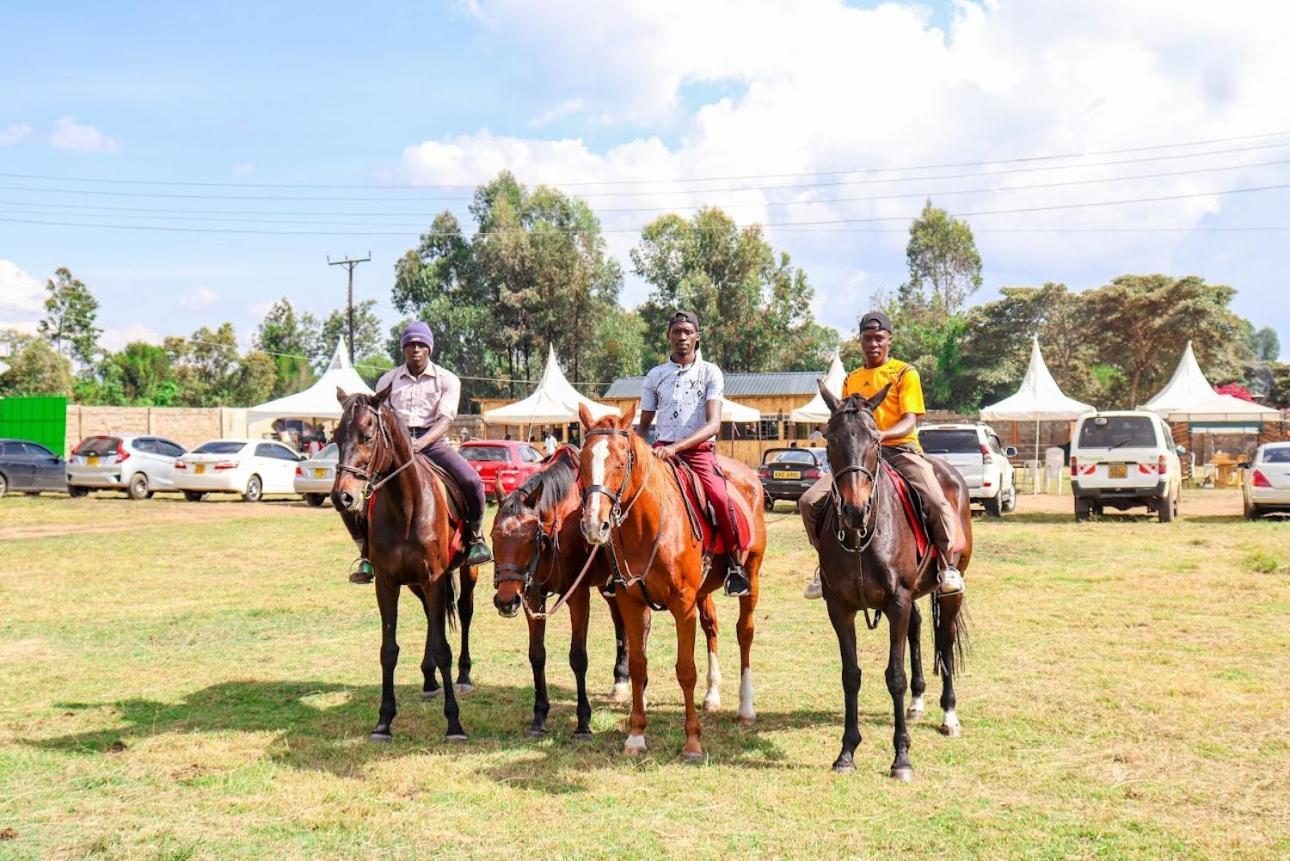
[{"xmin": 0, "ymin": 396, "xmax": 69, "ymax": 456}]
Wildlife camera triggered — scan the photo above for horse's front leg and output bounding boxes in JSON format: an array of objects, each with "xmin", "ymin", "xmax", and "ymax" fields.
[
  {"xmin": 698, "ymin": 592, "xmax": 721, "ymax": 712},
  {"xmin": 673, "ymin": 597, "xmax": 703, "ymax": 762},
  {"xmin": 735, "ymin": 552, "xmax": 761, "ymax": 725},
  {"xmin": 825, "ymin": 594, "xmax": 861, "ymax": 772},
  {"xmin": 618, "ymin": 592, "xmax": 651, "ymax": 755},
  {"xmin": 885, "ymin": 591, "xmax": 914, "ymax": 781},
  {"xmin": 408, "ymin": 584, "xmax": 441, "ymax": 701},
  {"xmin": 568, "ymin": 586, "xmax": 594, "ymax": 739},
  {"xmin": 370, "ymin": 577, "xmax": 401, "ymax": 742},
  {"xmin": 935, "ymin": 592, "xmax": 964, "ymax": 738},
  {"xmin": 602, "ymin": 588, "xmax": 631, "ymax": 703},
  {"xmin": 906, "ymin": 600, "xmax": 927, "ymax": 720},
  {"xmin": 526, "ymin": 612, "xmax": 550, "ymax": 737},
  {"xmin": 455, "ymin": 563, "xmax": 477, "ymax": 693}
]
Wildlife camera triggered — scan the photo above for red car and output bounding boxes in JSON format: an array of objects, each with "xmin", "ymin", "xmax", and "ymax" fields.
[{"xmin": 460, "ymin": 440, "xmax": 547, "ymax": 500}]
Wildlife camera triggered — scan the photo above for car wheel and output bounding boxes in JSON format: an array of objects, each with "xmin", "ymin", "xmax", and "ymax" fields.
[
  {"xmin": 305, "ymin": 493, "xmax": 327, "ymax": 507},
  {"xmin": 1156, "ymin": 495, "xmax": 1174, "ymax": 523},
  {"xmin": 1075, "ymin": 497, "xmax": 1092, "ymax": 522},
  {"xmin": 67, "ymin": 485, "xmax": 89, "ymax": 498},
  {"xmin": 764, "ymin": 494, "xmax": 775, "ymax": 512},
  {"xmin": 0, "ymin": 471, "xmax": 7, "ymax": 497},
  {"xmin": 127, "ymin": 473, "xmax": 150, "ymax": 501},
  {"xmin": 1002, "ymin": 485, "xmax": 1017, "ymax": 513},
  {"xmin": 243, "ymin": 474, "xmax": 263, "ymax": 502},
  {"xmin": 1244, "ymin": 495, "xmax": 1260, "ymax": 520},
  {"xmin": 983, "ymin": 495, "xmax": 1002, "ymax": 518},
  {"xmin": 183, "ymin": 490, "xmax": 206, "ymax": 502}
]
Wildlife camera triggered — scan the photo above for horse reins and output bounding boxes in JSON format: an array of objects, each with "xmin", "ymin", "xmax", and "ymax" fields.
[
  {"xmin": 336, "ymin": 400, "xmax": 420, "ymax": 502},
  {"xmin": 828, "ymin": 405, "xmax": 886, "ymax": 629}
]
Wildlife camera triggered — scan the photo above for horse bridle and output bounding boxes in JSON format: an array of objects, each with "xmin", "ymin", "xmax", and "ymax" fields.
[
  {"xmin": 335, "ymin": 399, "xmax": 418, "ymax": 502},
  {"xmin": 580, "ymin": 427, "xmax": 639, "ymax": 527},
  {"xmin": 829, "ymin": 410, "xmax": 883, "ymax": 554},
  {"xmin": 492, "ymin": 518, "xmax": 557, "ymax": 592}
]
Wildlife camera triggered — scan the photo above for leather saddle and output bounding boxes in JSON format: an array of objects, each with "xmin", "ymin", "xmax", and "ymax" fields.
[{"xmin": 668, "ymin": 458, "xmax": 752, "ymax": 555}]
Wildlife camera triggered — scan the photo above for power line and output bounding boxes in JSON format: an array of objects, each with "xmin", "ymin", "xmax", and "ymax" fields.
[{"xmin": 1, "ymin": 129, "xmax": 1286, "ymax": 190}]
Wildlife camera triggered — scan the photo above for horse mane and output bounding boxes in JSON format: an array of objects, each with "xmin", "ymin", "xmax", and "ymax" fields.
[{"xmin": 500, "ymin": 445, "xmax": 580, "ymax": 517}]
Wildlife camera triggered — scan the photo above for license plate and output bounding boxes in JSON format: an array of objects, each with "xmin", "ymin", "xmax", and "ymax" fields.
[
  {"xmin": 88, "ymin": 455, "xmax": 99, "ymax": 466},
  {"xmin": 772, "ymin": 470, "xmax": 800, "ymax": 480},
  {"xmin": 195, "ymin": 464, "xmax": 205, "ymax": 475},
  {"xmin": 1108, "ymin": 463, "xmax": 1127, "ymax": 479},
  {"xmin": 313, "ymin": 468, "xmax": 326, "ymax": 478}
]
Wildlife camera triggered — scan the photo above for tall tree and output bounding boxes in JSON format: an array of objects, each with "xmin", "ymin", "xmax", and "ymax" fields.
[
  {"xmin": 317, "ymin": 299, "xmax": 383, "ymax": 369},
  {"xmin": 0, "ymin": 336, "xmax": 74, "ymax": 397},
  {"xmin": 38, "ymin": 267, "xmax": 101, "ymax": 366},
  {"xmin": 902, "ymin": 200, "xmax": 983, "ymax": 317},
  {"xmin": 105, "ymin": 342, "xmax": 177, "ymax": 405},
  {"xmin": 1248, "ymin": 325, "xmax": 1280, "ymax": 362},
  {"xmin": 167, "ymin": 323, "xmax": 275, "ymax": 406},
  {"xmin": 254, "ymin": 298, "xmax": 320, "ymax": 397}
]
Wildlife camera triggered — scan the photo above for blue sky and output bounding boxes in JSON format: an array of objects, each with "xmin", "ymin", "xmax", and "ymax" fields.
[{"xmin": 2, "ymin": 0, "xmax": 1288, "ymax": 364}]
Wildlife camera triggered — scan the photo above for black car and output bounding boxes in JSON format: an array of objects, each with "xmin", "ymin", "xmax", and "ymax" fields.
[
  {"xmin": 0, "ymin": 438, "xmax": 68, "ymax": 496},
  {"xmin": 757, "ymin": 447, "xmax": 830, "ymax": 510}
]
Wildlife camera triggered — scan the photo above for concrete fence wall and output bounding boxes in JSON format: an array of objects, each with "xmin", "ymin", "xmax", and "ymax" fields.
[{"xmin": 65, "ymin": 405, "xmax": 249, "ymax": 453}]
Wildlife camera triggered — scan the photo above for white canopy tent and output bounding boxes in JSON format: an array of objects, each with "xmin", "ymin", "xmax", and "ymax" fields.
[
  {"xmin": 1140, "ymin": 341, "xmax": 1281, "ymax": 422},
  {"xmin": 980, "ymin": 337, "xmax": 1095, "ymax": 492},
  {"xmin": 246, "ymin": 339, "xmax": 373, "ymax": 423},
  {"xmin": 482, "ymin": 345, "xmax": 618, "ymax": 426},
  {"xmin": 789, "ymin": 354, "xmax": 847, "ymax": 423}
]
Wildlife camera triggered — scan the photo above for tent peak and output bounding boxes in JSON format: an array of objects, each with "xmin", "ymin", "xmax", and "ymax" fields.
[{"xmin": 327, "ymin": 339, "xmax": 352, "ymax": 372}]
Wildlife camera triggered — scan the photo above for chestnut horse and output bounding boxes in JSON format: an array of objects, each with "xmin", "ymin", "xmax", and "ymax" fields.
[
  {"xmin": 576, "ymin": 403, "xmax": 767, "ymax": 761},
  {"xmin": 332, "ymin": 387, "xmax": 476, "ymax": 743},
  {"xmin": 490, "ymin": 445, "xmax": 632, "ymax": 738},
  {"xmin": 814, "ymin": 382, "xmax": 971, "ymax": 779}
]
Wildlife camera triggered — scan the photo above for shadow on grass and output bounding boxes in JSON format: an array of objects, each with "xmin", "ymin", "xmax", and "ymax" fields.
[{"xmin": 24, "ymin": 678, "xmax": 854, "ymax": 788}]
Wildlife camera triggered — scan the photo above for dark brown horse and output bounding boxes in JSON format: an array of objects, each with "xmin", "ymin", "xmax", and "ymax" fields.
[
  {"xmin": 332, "ymin": 387, "xmax": 477, "ymax": 743},
  {"xmin": 490, "ymin": 445, "xmax": 631, "ymax": 739},
  {"xmin": 576, "ymin": 403, "xmax": 766, "ymax": 761},
  {"xmin": 814, "ymin": 382, "xmax": 971, "ymax": 779}
]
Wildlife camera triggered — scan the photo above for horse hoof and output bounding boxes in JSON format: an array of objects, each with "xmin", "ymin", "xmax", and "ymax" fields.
[
  {"xmin": 890, "ymin": 766, "xmax": 915, "ymax": 782},
  {"xmin": 445, "ymin": 732, "xmax": 469, "ymax": 743},
  {"xmin": 526, "ymin": 727, "xmax": 547, "ymax": 739},
  {"xmin": 703, "ymin": 697, "xmax": 721, "ymax": 712},
  {"xmin": 735, "ymin": 714, "xmax": 756, "ymax": 727},
  {"xmin": 906, "ymin": 708, "xmax": 924, "ymax": 721},
  {"xmin": 832, "ymin": 759, "xmax": 855, "ymax": 774},
  {"xmin": 939, "ymin": 723, "xmax": 962, "ymax": 738},
  {"xmin": 610, "ymin": 683, "xmax": 631, "ymax": 704},
  {"xmin": 368, "ymin": 731, "xmax": 392, "ymax": 744},
  {"xmin": 680, "ymin": 749, "xmax": 704, "ymax": 765},
  {"xmin": 421, "ymin": 688, "xmax": 442, "ymax": 701},
  {"xmin": 573, "ymin": 731, "xmax": 594, "ymax": 742},
  {"xmin": 454, "ymin": 683, "xmax": 476, "ymax": 696},
  {"xmin": 623, "ymin": 735, "xmax": 647, "ymax": 756}
]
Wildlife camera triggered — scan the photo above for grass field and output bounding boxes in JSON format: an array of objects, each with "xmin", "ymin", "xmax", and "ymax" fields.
[{"xmin": 1, "ymin": 490, "xmax": 1287, "ymax": 859}]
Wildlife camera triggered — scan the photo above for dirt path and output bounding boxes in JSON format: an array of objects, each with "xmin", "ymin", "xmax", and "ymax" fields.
[{"xmin": 0, "ymin": 494, "xmax": 329, "ymax": 540}]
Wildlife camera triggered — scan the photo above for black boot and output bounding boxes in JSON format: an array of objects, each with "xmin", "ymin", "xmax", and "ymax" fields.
[
  {"xmin": 724, "ymin": 559, "xmax": 751, "ymax": 597},
  {"xmin": 465, "ymin": 521, "xmax": 493, "ymax": 566}
]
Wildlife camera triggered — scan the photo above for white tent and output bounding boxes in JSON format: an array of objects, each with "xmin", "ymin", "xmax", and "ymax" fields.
[
  {"xmin": 789, "ymin": 354, "xmax": 847, "ymax": 423},
  {"xmin": 246, "ymin": 339, "xmax": 374, "ymax": 423},
  {"xmin": 482, "ymin": 345, "xmax": 618, "ymax": 425},
  {"xmin": 980, "ymin": 337, "xmax": 1095, "ymax": 492},
  {"xmin": 1140, "ymin": 341, "xmax": 1281, "ymax": 422}
]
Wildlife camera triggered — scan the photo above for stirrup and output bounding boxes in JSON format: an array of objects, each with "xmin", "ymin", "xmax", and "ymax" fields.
[
  {"xmin": 465, "ymin": 540, "xmax": 493, "ymax": 566},
  {"xmin": 937, "ymin": 566, "xmax": 965, "ymax": 596},
  {"xmin": 348, "ymin": 558, "xmax": 374, "ymax": 584},
  {"xmin": 724, "ymin": 562, "xmax": 751, "ymax": 598}
]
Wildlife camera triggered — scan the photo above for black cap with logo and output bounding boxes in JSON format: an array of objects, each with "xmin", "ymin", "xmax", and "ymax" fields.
[
  {"xmin": 667, "ymin": 309, "xmax": 701, "ymax": 332},
  {"xmin": 858, "ymin": 310, "xmax": 893, "ymax": 333}
]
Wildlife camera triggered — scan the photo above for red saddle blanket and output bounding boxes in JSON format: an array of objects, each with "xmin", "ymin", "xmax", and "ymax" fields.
[
  {"xmin": 882, "ymin": 461, "xmax": 933, "ymax": 561},
  {"xmin": 670, "ymin": 460, "xmax": 752, "ymax": 556}
]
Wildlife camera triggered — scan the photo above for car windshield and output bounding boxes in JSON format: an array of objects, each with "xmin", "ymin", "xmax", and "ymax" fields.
[
  {"xmin": 1262, "ymin": 447, "xmax": 1290, "ymax": 463},
  {"xmin": 1079, "ymin": 417, "xmax": 1156, "ymax": 449},
  {"xmin": 765, "ymin": 450, "xmax": 816, "ymax": 465},
  {"xmin": 77, "ymin": 436, "xmax": 121, "ymax": 456},
  {"xmin": 314, "ymin": 443, "xmax": 338, "ymax": 460},
  {"xmin": 919, "ymin": 430, "xmax": 981, "ymax": 454},
  {"xmin": 462, "ymin": 446, "xmax": 510, "ymax": 462},
  {"xmin": 193, "ymin": 441, "xmax": 246, "ymax": 455}
]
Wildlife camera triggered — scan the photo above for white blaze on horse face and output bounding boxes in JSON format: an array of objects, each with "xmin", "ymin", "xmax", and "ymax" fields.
[
  {"xmin": 704, "ymin": 650, "xmax": 722, "ymax": 710},
  {"xmin": 737, "ymin": 667, "xmax": 755, "ymax": 722},
  {"xmin": 583, "ymin": 438, "xmax": 612, "ymax": 539}
]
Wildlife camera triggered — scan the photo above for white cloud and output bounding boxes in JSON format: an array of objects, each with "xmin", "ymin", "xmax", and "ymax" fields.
[
  {"xmin": 530, "ymin": 98, "xmax": 588, "ymax": 127},
  {"xmin": 100, "ymin": 324, "xmax": 163, "ymax": 351},
  {"xmin": 0, "ymin": 124, "xmax": 32, "ymax": 146},
  {"xmin": 180, "ymin": 286, "xmax": 219, "ymax": 309},
  {"xmin": 231, "ymin": 162, "xmax": 255, "ymax": 176},
  {"xmin": 0, "ymin": 260, "xmax": 45, "ymax": 317},
  {"xmin": 49, "ymin": 116, "xmax": 119, "ymax": 152},
  {"xmin": 411, "ymin": 1, "xmax": 1290, "ymax": 336},
  {"xmin": 247, "ymin": 300, "xmax": 274, "ymax": 317},
  {"xmin": 0, "ymin": 320, "xmax": 40, "ymax": 337}
]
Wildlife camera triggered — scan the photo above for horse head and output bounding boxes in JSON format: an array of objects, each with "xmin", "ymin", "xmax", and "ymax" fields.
[
  {"xmin": 491, "ymin": 482, "xmax": 544, "ymax": 618},
  {"xmin": 821, "ymin": 379, "xmax": 890, "ymax": 530},
  {"xmin": 332, "ymin": 384, "xmax": 394, "ymax": 513},
  {"xmin": 576, "ymin": 401, "xmax": 637, "ymax": 545}
]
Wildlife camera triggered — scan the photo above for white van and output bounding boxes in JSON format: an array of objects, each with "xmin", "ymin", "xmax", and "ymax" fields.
[{"xmin": 1070, "ymin": 411, "xmax": 1183, "ymax": 522}]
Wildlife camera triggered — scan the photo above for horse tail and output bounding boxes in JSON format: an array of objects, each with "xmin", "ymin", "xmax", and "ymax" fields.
[
  {"xmin": 933, "ymin": 594, "xmax": 971, "ymax": 677},
  {"xmin": 442, "ymin": 566, "xmax": 459, "ymax": 633}
]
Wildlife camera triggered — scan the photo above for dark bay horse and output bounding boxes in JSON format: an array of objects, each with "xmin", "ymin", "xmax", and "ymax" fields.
[
  {"xmin": 576, "ymin": 403, "xmax": 766, "ymax": 761},
  {"xmin": 814, "ymin": 382, "xmax": 971, "ymax": 779},
  {"xmin": 332, "ymin": 387, "xmax": 477, "ymax": 743},
  {"xmin": 490, "ymin": 445, "xmax": 632, "ymax": 739}
]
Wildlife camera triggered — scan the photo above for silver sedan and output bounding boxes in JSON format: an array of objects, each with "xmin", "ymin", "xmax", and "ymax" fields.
[{"xmin": 294, "ymin": 443, "xmax": 337, "ymax": 507}]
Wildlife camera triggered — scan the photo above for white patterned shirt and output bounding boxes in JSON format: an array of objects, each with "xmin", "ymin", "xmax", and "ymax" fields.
[
  {"xmin": 375, "ymin": 361, "xmax": 461, "ymax": 428},
  {"xmin": 641, "ymin": 356, "xmax": 724, "ymax": 443}
]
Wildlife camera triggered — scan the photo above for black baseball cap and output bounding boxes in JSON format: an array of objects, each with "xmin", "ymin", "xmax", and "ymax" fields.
[
  {"xmin": 859, "ymin": 310, "xmax": 893, "ymax": 333},
  {"xmin": 668, "ymin": 309, "xmax": 701, "ymax": 332}
]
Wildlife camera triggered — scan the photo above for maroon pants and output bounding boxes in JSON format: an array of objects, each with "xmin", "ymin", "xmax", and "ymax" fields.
[{"xmin": 657, "ymin": 439, "xmax": 747, "ymax": 554}]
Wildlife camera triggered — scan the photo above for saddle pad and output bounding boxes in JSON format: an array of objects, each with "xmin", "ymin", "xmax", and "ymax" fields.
[
  {"xmin": 882, "ymin": 461, "xmax": 933, "ymax": 562},
  {"xmin": 671, "ymin": 459, "xmax": 751, "ymax": 555}
]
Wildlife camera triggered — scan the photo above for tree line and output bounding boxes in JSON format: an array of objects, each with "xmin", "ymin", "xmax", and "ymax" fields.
[{"xmin": 2, "ymin": 179, "xmax": 1287, "ymax": 411}]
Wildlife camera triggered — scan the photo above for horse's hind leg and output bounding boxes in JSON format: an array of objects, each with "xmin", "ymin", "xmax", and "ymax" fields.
[
  {"xmin": 568, "ymin": 587, "xmax": 594, "ymax": 739},
  {"xmin": 906, "ymin": 601, "xmax": 927, "ymax": 720},
  {"xmin": 455, "ymin": 563, "xmax": 476, "ymax": 693},
  {"xmin": 935, "ymin": 593, "xmax": 964, "ymax": 738},
  {"xmin": 431, "ymin": 577, "xmax": 467, "ymax": 740},
  {"xmin": 698, "ymin": 591, "xmax": 721, "ymax": 711},
  {"xmin": 370, "ymin": 578, "xmax": 401, "ymax": 742},
  {"xmin": 602, "ymin": 589, "xmax": 631, "ymax": 703},
  {"xmin": 409, "ymin": 584, "xmax": 442, "ymax": 700},
  {"xmin": 885, "ymin": 592, "xmax": 914, "ymax": 781},
  {"xmin": 825, "ymin": 597, "xmax": 860, "ymax": 773}
]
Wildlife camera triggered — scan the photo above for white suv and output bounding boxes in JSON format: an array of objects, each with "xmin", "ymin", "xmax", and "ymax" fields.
[
  {"xmin": 1070, "ymin": 411, "xmax": 1183, "ymax": 522},
  {"xmin": 918, "ymin": 423, "xmax": 1018, "ymax": 517}
]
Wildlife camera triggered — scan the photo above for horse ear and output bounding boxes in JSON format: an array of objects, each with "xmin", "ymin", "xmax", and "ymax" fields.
[
  {"xmin": 864, "ymin": 383, "xmax": 892, "ymax": 412},
  {"xmin": 374, "ymin": 384, "xmax": 393, "ymax": 405},
  {"xmin": 335, "ymin": 386, "xmax": 348, "ymax": 405},
  {"xmin": 577, "ymin": 403, "xmax": 594, "ymax": 429},
  {"xmin": 620, "ymin": 401, "xmax": 637, "ymax": 428},
  {"xmin": 819, "ymin": 378, "xmax": 842, "ymax": 413}
]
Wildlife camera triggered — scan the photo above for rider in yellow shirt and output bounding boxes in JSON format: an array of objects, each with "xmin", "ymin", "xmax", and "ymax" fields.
[{"xmin": 799, "ymin": 310, "xmax": 964, "ymax": 598}]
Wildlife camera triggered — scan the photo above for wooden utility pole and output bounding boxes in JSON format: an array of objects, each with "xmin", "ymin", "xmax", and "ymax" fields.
[{"xmin": 327, "ymin": 252, "xmax": 371, "ymax": 363}]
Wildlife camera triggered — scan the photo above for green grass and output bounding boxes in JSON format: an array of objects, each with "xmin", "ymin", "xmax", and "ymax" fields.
[{"xmin": 0, "ymin": 492, "xmax": 1287, "ymax": 859}]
